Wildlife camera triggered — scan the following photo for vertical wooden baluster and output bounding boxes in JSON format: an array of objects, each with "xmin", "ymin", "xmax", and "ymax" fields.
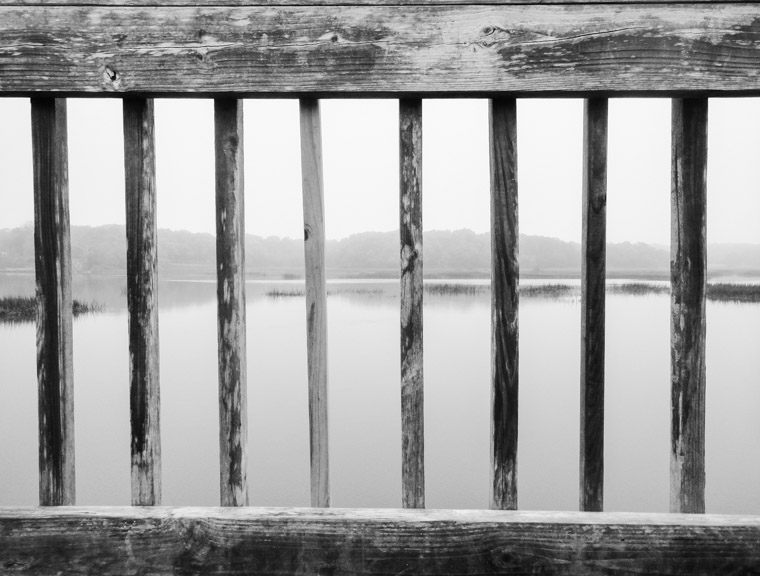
[
  {"xmin": 215, "ymin": 98, "xmax": 249, "ymax": 507},
  {"xmin": 32, "ymin": 97, "xmax": 75, "ymax": 506},
  {"xmin": 671, "ymin": 97, "xmax": 708, "ymax": 514},
  {"xmin": 489, "ymin": 98, "xmax": 519, "ymax": 511},
  {"xmin": 299, "ymin": 98, "xmax": 330, "ymax": 508},
  {"xmin": 580, "ymin": 98, "xmax": 608, "ymax": 512},
  {"xmin": 123, "ymin": 98, "xmax": 161, "ymax": 506},
  {"xmin": 399, "ymin": 98, "xmax": 424, "ymax": 509}
]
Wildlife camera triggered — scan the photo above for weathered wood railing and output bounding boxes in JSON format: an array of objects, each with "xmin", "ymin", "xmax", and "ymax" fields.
[{"xmin": 3, "ymin": 0, "xmax": 760, "ymax": 573}]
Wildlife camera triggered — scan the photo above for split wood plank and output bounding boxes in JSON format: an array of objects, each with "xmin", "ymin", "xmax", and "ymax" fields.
[
  {"xmin": 580, "ymin": 97, "xmax": 608, "ymax": 513},
  {"xmin": 489, "ymin": 97, "xmax": 518, "ymax": 511},
  {"xmin": 670, "ymin": 97, "xmax": 707, "ymax": 514},
  {"xmin": 3, "ymin": 507, "xmax": 760, "ymax": 575},
  {"xmin": 214, "ymin": 98, "xmax": 248, "ymax": 507},
  {"xmin": 123, "ymin": 97, "xmax": 161, "ymax": 506},
  {"xmin": 2, "ymin": 5, "xmax": 760, "ymax": 96},
  {"xmin": 31, "ymin": 97, "xmax": 75, "ymax": 507},
  {"xmin": 299, "ymin": 98, "xmax": 330, "ymax": 508},
  {"xmin": 400, "ymin": 98, "xmax": 423, "ymax": 509}
]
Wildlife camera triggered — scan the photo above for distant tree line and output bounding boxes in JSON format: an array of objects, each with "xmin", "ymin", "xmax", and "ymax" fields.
[{"xmin": 0, "ymin": 224, "xmax": 758, "ymax": 277}]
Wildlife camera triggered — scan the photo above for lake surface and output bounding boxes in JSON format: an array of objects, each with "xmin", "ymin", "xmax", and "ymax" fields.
[{"xmin": 1, "ymin": 273, "xmax": 759, "ymax": 515}]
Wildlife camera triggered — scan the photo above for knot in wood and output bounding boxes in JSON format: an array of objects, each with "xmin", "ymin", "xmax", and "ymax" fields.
[
  {"xmin": 475, "ymin": 25, "xmax": 510, "ymax": 48},
  {"xmin": 103, "ymin": 65, "xmax": 120, "ymax": 88}
]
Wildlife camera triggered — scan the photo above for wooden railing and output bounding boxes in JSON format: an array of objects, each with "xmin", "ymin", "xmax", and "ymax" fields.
[{"xmin": 2, "ymin": 0, "xmax": 760, "ymax": 573}]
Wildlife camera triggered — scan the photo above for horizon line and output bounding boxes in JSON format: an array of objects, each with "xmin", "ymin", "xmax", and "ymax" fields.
[{"xmin": 3, "ymin": 223, "xmax": 760, "ymax": 247}]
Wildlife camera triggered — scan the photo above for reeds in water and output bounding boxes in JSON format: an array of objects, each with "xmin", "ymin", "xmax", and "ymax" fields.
[
  {"xmin": 0, "ymin": 296, "xmax": 102, "ymax": 323},
  {"xmin": 263, "ymin": 281, "xmax": 760, "ymax": 303},
  {"xmin": 706, "ymin": 283, "xmax": 760, "ymax": 303}
]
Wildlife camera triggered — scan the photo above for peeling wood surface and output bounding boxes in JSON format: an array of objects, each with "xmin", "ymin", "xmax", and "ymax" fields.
[
  {"xmin": 489, "ymin": 98, "xmax": 518, "ymax": 512},
  {"xmin": 31, "ymin": 98, "xmax": 75, "ymax": 507},
  {"xmin": 670, "ymin": 98, "xmax": 707, "ymax": 515},
  {"xmin": 215, "ymin": 98, "xmax": 248, "ymax": 507},
  {"xmin": 399, "ymin": 98, "xmax": 424, "ymax": 510},
  {"xmin": 580, "ymin": 97, "xmax": 607, "ymax": 513},
  {"xmin": 123, "ymin": 98, "xmax": 161, "ymax": 506},
  {"xmin": 2, "ymin": 507, "xmax": 760, "ymax": 575},
  {"xmin": 2, "ymin": 5, "xmax": 760, "ymax": 96},
  {"xmin": 300, "ymin": 98, "xmax": 330, "ymax": 508}
]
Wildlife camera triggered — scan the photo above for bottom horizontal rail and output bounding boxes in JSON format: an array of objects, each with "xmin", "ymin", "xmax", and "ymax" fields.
[{"xmin": 2, "ymin": 506, "xmax": 759, "ymax": 575}]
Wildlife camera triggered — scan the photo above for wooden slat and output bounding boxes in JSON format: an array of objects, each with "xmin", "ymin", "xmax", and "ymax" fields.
[
  {"xmin": 123, "ymin": 97, "xmax": 161, "ymax": 506},
  {"xmin": 31, "ymin": 97, "xmax": 75, "ymax": 507},
  {"xmin": 5, "ymin": 0, "xmax": 756, "ymax": 6},
  {"xmin": 3, "ymin": 507, "xmax": 760, "ymax": 575},
  {"xmin": 488, "ymin": 97, "xmax": 518, "ymax": 511},
  {"xmin": 399, "ymin": 98, "xmax": 423, "ymax": 509},
  {"xmin": 670, "ymin": 97, "xmax": 707, "ymax": 515},
  {"xmin": 214, "ymin": 98, "xmax": 248, "ymax": 507},
  {"xmin": 579, "ymin": 97, "xmax": 608, "ymax": 513},
  {"xmin": 299, "ymin": 98, "xmax": 330, "ymax": 508},
  {"xmin": 2, "ymin": 5, "xmax": 760, "ymax": 97}
]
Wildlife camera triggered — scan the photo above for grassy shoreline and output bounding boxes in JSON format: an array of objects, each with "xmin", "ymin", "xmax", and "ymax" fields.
[
  {"xmin": 266, "ymin": 282, "xmax": 760, "ymax": 303},
  {"xmin": 0, "ymin": 297, "xmax": 102, "ymax": 323}
]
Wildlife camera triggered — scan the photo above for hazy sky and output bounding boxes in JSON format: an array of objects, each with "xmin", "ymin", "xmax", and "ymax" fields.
[{"xmin": 0, "ymin": 97, "xmax": 758, "ymax": 245}]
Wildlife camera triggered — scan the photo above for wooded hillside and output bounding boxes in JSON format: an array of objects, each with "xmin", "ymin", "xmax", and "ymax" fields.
[{"xmin": 0, "ymin": 225, "xmax": 758, "ymax": 277}]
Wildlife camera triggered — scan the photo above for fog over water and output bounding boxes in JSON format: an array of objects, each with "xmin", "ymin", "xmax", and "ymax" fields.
[{"xmin": 1, "ymin": 274, "xmax": 759, "ymax": 514}]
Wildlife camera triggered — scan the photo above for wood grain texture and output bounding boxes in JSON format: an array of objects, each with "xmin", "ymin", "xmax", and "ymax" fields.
[
  {"xmin": 299, "ymin": 98, "xmax": 330, "ymax": 508},
  {"xmin": 2, "ymin": 5, "xmax": 760, "ymax": 96},
  {"xmin": 31, "ymin": 97, "xmax": 75, "ymax": 507},
  {"xmin": 5, "ymin": 0, "xmax": 756, "ymax": 5},
  {"xmin": 400, "ymin": 98, "xmax": 424, "ymax": 510},
  {"xmin": 2, "ymin": 507, "xmax": 760, "ymax": 575},
  {"xmin": 489, "ymin": 97, "xmax": 518, "ymax": 512},
  {"xmin": 123, "ymin": 98, "xmax": 161, "ymax": 506},
  {"xmin": 580, "ymin": 97, "xmax": 607, "ymax": 513},
  {"xmin": 215, "ymin": 98, "xmax": 248, "ymax": 507},
  {"xmin": 670, "ymin": 98, "xmax": 707, "ymax": 515}
]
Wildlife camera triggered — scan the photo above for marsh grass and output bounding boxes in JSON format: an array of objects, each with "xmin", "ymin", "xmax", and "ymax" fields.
[
  {"xmin": 266, "ymin": 287, "xmax": 385, "ymax": 298},
  {"xmin": 706, "ymin": 283, "xmax": 760, "ymax": 303},
  {"xmin": 607, "ymin": 282, "xmax": 669, "ymax": 295},
  {"xmin": 264, "ymin": 281, "xmax": 760, "ymax": 302},
  {"xmin": 520, "ymin": 284, "xmax": 575, "ymax": 298},
  {"xmin": 266, "ymin": 283, "xmax": 576, "ymax": 299},
  {"xmin": 0, "ymin": 296, "xmax": 102, "ymax": 323},
  {"xmin": 425, "ymin": 284, "xmax": 489, "ymax": 296},
  {"xmin": 266, "ymin": 289, "xmax": 305, "ymax": 298}
]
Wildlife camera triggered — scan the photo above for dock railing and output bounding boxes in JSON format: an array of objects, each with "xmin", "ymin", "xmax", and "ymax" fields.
[{"xmin": 2, "ymin": 0, "xmax": 760, "ymax": 573}]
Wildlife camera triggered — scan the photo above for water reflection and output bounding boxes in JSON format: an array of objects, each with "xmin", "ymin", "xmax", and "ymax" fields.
[{"xmin": 1, "ymin": 274, "xmax": 759, "ymax": 515}]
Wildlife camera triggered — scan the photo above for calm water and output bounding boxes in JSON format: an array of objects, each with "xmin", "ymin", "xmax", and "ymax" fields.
[{"xmin": 1, "ymin": 274, "xmax": 759, "ymax": 514}]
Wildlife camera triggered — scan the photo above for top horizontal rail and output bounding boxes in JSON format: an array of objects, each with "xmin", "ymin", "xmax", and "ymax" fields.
[
  {"xmin": 1, "ymin": 0, "xmax": 758, "ymax": 5},
  {"xmin": 1, "ymin": 3, "xmax": 760, "ymax": 97}
]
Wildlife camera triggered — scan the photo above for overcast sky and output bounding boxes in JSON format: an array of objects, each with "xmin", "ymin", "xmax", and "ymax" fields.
[{"xmin": 0, "ymin": 97, "xmax": 758, "ymax": 245}]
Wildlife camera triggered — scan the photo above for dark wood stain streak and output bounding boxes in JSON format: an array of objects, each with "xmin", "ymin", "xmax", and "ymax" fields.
[
  {"xmin": 123, "ymin": 98, "xmax": 161, "ymax": 506},
  {"xmin": 670, "ymin": 97, "xmax": 707, "ymax": 514},
  {"xmin": 3, "ymin": 507, "xmax": 760, "ymax": 575},
  {"xmin": 580, "ymin": 97, "xmax": 607, "ymax": 513},
  {"xmin": 399, "ymin": 98, "xmax": 423, "ymax": 509},
  {"xmin": 2, "ymin": 6, "xmax": 760, "ymax": 96},
  {"xmin": 31, "ymin": 97, "xmax": 75, "ymax": 507},
  {"xmin": 489, "ymin": 98, "xmax": 518, "ymax": 511},
  {"xmin": 300, "ymin": 98, "xmax": 330, "ymax": 508},
  {"xmin": 214, "ymin": 98, "xmax": 248, "ymax": 507}
]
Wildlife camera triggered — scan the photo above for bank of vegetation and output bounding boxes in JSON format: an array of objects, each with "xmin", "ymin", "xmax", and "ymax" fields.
[
  {"xmin": 0, "ymin": 297, "xmax": 102, "ymax": 323},
  {"xmin": 265, "ymin": 282, "xmax": 760, "ymax": 302}
]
